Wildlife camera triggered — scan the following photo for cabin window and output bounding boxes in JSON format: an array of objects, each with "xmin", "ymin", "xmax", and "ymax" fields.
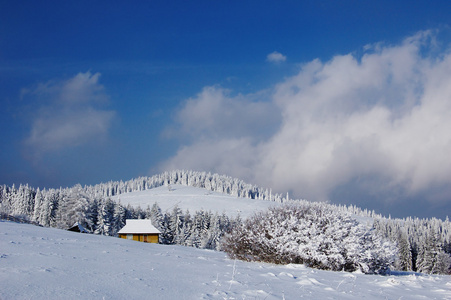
[{"xmin": 127, "ymin": 234, "xmax": 133, "ymax": 240}]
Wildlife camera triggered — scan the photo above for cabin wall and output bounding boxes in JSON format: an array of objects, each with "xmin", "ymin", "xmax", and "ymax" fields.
[
  {"xmin": 118, "ymin": 234, "xmax": 159, "ymax": 243},
  {"xmin": 148, "ymin": 235, "xmax": 158, "ymax": 243}
]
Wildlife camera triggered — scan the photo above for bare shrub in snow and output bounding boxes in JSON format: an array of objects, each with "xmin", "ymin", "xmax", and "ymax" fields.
[{"xmin": 222, "ymin": 203, "xmax": 396, "ymax": 274}]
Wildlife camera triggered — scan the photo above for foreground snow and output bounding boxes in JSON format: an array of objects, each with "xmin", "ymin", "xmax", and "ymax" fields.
[
  {"xmin": 1, "ymin": 222, "xmax": 450, "ymax": 300},
  {"xmin": 112, "ymin": 184, "xmax": 277, "ymax": 218}
]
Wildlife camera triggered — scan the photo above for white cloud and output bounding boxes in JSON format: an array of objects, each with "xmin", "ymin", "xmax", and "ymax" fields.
[
  {"xmin": 161, "ymin": 138, "xmax": 259, "ymax": 182},
  {"xmin": 266, "ymin": 51, "xmax": 287, "ymax": 63},
  {"xmin": 165, "ymin": 86, "xmax": 280, "ymax": 141},
  {"xmin": 23, "ymin": 72, "xmax": 115, "ymax": 158},
  {"xmin": 160, "ymin": 31, "xmax": 451, "ymax": 216}
]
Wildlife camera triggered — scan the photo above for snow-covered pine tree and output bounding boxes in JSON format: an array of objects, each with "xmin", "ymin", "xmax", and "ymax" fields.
[
  {"xmin": 55, "ymin": 185, "xmax": 90, "ymax": 230},
  {"xmin": 188, "ymin": 210, "xmax": 206, "ymax": 248},
  {"xmin": 431, "ymin": 251, "xmax": 451, "ymax": 274},
  {"xmin": 37, "ymin": 193, "xmax": 51, "ymax": 227},
  {"xmin": 95, "ymin": 198, "xmax": 115, "ymax": 236},
  {"xmin": 200, "ymin": 213, "xmax": 223, "ymax": 250},
  {"xmin": 417, "ymin": 227, "xmax": 440, "ymax": 274},
  {"xmin": 113, "ymin": 202, "xmax": 127, "ymax": 234},
  {"xmin": 161, "ymin": 210, "xmax": 174, "ymax": 244},
  {"xmin": 395, "ymin": 229, "xmax": 413, "ymax": 271},
  {"xmin": 180, "ymin": 210, "xmax": 193, "ymax": 246},
  {"xmin": 84, "ymin": 198, "xmax": 99, "ymax": 232},
  {"xmin": 32, "ymin": 188, "xmax": 44, "ymax": 223},
  {"xmin": 149, "ymin": 202, "xmax": 164, "ymax": 232},
  {"xmin": 9, "ymin": 184, "xmax": 35, "ymax": 219},
  {"xmin": 170, "ymin": 206, "xmax": 184, "ymax": 245}
]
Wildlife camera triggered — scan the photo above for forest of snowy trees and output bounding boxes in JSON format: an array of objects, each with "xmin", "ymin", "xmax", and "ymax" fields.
[
  {"xmin": 373, "ymin": 217, "xmax": 451, "ymax": 274},
  {"xmin": 1, "ymin": 170, "xmax": 450, "ymax": 274}
]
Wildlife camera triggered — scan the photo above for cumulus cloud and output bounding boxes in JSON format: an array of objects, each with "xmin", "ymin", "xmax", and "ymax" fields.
[
  {"xmin": 267, "ymin": 51, "xmax": 287, "ymax": 63},
  {"xmin": 165, "ymin": 86, "xmax": 280, "ymax": 141},
  {"xmin": 162, "ymin": 138, "xmax": 259, "ymax": 182},
  {"xmin": 23, "ymin": 72, "xmax": 115, "ymax": 158},
  {"xmin": 161, "ymin": 31, "xmax": 451, "ymax": 217}
]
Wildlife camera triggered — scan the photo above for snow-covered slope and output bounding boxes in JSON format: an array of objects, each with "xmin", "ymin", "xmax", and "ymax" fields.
[
  {"xmin": 1, "ymin": 221, "xmax": 450, "ymax": 300},
  {"xmin": 112, "ymin": 184, "xmax": 277, "ymax": 218}
]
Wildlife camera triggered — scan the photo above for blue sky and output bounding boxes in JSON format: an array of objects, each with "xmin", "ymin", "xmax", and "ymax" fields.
[{"xmin": 1, "ymin": 1, "xmax": 451, "ymax": 219}]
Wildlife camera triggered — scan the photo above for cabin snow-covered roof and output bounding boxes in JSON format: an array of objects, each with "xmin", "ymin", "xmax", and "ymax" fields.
[
  {"xmin": 117, "ymin": 219, "xmax": 161, "ymax": 234},
  {"xmin": 68, "ymin": 222, "xmax": 89, "ymax": 233}
]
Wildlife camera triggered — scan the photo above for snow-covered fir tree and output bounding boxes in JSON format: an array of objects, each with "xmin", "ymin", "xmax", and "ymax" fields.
[
  {"xmin": 95, "ymin": 198, "xmax": 115, "ymax": 236},
  {"xmin": 113, "ymin": 202, "xmax": 127, "ymax": 234},
  {"xmin": 149, "ymin": 202, "xmax": 164, "ymax": 232},
  {"xmin": 395, "ymin": 229, "xmax": 413, "ymax": 271}
]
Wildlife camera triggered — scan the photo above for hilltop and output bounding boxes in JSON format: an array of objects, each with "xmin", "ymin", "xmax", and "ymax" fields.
[{"xmin": 112, "ymin": 184, "xmax": 277, "ymax": 218}]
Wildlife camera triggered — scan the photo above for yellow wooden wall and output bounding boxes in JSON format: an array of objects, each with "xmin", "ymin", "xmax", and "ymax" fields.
[
  {"xmin": 148, "ymin": 235, "xmax": 158, "ymax": 243},
  {"xmin": 118, "ymin": 234, "xmax": 159, "ymax": 243}
]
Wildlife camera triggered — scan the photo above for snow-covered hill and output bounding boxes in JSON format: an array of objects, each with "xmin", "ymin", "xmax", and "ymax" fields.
[
  {"xmin": 112, "ymin": 184, "xmax": 277, "ymax": 218},
  {"xmin": 1, "ymin": 221, "xmax": 450, "ymax": 300}
]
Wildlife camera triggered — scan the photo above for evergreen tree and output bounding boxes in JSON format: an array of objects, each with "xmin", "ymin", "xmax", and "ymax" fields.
[
  {"xmin": 190, "ymin": 210, "xmax": 206, "ymax": 248},
  {"xmin": 48, "ymin": 190, "xmax": 60, "ymax": 228},
  {"xmin": 95, "ymin": 198, "xmax": 115, "ymax": 236},
  {"xmin": 149, "ymin": 202, "xmax": 164, "ymax": 232},
  {"xmin": 201, "ymin": 213, "xmax": 222, "ymax": 250},
  {"xmin": 85, "ymin": 198, "xmax": 99, "ymax": 232},
  {"xmin": 125, "ymin": 204, "xmax": 136, "ymax": 219},
  {"xmin": 417, "ymin": 228, "xmax": 439, "ymax": 274},
  {"xmin": 161, "ymin": 212, "xmax": 173, "ymax": 244},
  {"xmin": 38, "ymin": 194, "xmax": 52, "ymax": 227},
  {"xmin": 55, "ymin": 185, "xmax": 90, "ymax": 229},
  {"xmin": 180, "ymin": 210, "xmax": 192, "ymax": 246},
  {"xmin": 32, "ymin": 188, "xmax": 44, "ymax": 223},
  {"xmin": 169, "ymin": 206, "xmax": 184, "ymax": 244},
  {"xmin": 396, "ymin": 230, "xmax": 413, "ymax": 271},
  {"xmin": 113, "ymin": 202, "xmax": 127, "ymax": 234},
  {"xmin": 431, "ymin": 252, "xmax": 451, "ymax": 275}
]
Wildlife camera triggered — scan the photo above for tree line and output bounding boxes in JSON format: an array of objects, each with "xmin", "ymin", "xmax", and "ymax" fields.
[{"xmin": 1, "ymin": 170, "xmax": 450, "ymax": 274}]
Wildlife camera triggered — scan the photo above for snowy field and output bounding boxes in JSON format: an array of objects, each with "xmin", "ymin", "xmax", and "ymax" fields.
[
  {"xmin": 112, "ymin": 184, "xmax": 277, "ymax": 218},
  {"xmin": 1, "ymin": 221, "xmax": 450, "ymax": 300}
]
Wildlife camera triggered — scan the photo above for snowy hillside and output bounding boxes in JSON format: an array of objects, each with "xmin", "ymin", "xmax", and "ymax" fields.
[
  {"xmin": 112, "ymin": 184, "xmax": 277, "ymax": 218},
  {"xmin": 1, "ymin": 170, "xmax": 450, "ymax": 276},
  {"xmin": 1, "ymin": 221, "xmax": 450, "ymax": 300}
]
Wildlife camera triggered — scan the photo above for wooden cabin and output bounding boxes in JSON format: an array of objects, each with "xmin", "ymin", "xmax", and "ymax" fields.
[
  {"xmin": 68, "ymin": 222, "xmax": 89, "ymax": 233},
  {"xmin": 117, "ymin": 219, "xmax": 161, "ymax": 243}
]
